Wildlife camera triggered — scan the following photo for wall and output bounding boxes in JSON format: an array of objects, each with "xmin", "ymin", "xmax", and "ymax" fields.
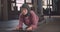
[{"xmin": 0, "ymin": 0, "xmax": 1, "ymax": 20}]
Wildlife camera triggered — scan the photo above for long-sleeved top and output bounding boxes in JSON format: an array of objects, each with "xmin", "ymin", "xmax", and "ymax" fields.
[{"xmin": 19, "ymin": 11, "xmax": 39, "ymax": 29}]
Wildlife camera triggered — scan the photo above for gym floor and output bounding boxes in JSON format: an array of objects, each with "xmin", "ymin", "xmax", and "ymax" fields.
[{"xmin": 0, "ymin": 16, "xmax": 60, "ymax": 32}]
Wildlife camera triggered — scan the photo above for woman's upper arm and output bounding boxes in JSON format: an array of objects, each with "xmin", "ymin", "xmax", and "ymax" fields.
[{"xmin": 30, "ymin": 11, "xmax": 39, "ymax": 25}]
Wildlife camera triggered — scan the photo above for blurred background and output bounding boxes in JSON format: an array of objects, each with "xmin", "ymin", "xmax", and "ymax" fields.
[{"xmin": 0, "ymin": 0, "xmax": 60, "ymax": 32}]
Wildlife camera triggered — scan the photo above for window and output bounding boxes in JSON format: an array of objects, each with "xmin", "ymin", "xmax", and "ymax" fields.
[
  {"xmin": 16, "ymin": 0, "xmax": 33, "ymax": 11},
  {"xmin": 16, "ymin": 0, "xmax": 24, "ymax": 11},
  {"xmin": 43, "ymin": 0, "xmax": 52, "ymax": 9},
  {"xmin": 11, "ymin": 0, "xmax": 24, "ymax": 11},
  {"xmin": 26, "ymin": 0, "xmax": 32, "ymax": 3},
  {"xmin": 11, "ymin": 3, "xmax": 15, "ymax": 11},
  {"xmin": 11, "ymin": 0, "xmax": 15, "ymax": 1},
  {"xmin": 26, "ymin": 0, "xmax": 33, "ymax": 7}
]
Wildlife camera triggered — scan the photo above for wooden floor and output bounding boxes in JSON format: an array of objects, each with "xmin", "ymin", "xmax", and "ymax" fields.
[{"xmin": 0, "ymin": 16, "xmax": 60, "ymax": 32}]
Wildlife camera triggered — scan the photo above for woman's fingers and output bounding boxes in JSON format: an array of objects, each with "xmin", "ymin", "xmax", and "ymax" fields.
[{"xmin": 26, "ymin": 27, "xmax": 33, "ymax": 31}]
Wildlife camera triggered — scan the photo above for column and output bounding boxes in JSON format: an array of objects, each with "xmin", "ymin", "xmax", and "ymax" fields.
[
  {"xmin": 2, "ymin": 0, "xmax": 8, "ymax": 21},
  {"xmin": 52, "ymin": 0, "xmax": 58, "ymax": 11},
  {"xmin": 0, "ymin": 0, "xmax": 1, "ymax": 20},
  {"xmin": 33, "ymin": 0, "xmax": 38, "ymax": 14},
  {"xmin": 37, "ymin": 0, "xmax": 44, "ymax": 21},
  {"xmin": 37, "ymin": 0, "xmax": 43, "ymax": 16}
]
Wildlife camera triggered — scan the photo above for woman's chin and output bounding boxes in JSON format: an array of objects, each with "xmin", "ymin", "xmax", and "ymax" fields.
[{"xmin": 23, "ymin": 14, "xmax": 27, "ymax": 15}]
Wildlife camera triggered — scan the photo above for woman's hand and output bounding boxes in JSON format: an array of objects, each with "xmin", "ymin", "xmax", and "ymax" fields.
[
  {"xmin": 13, "ymin": 26, "xmax": 20, "ymax": 31},
  {"xmin": 16, "ymin": 26, "xmax": 20, "ymax": 30},
  {"xmin": 26, "ymin": 26, "xmax": 33, "ymax": 31}
]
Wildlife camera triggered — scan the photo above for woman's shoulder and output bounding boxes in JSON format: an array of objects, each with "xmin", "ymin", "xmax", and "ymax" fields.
[
  {"xmin": 19, "ymin": 13, "xmax": 23, "ymax": 17},
  {"xmin": 30, "ymin": 10, "xmax": 37, "ymax": 16},
  {"xmin": 30, "ymin": 10, "xmax": 35, "ymax": 14}
]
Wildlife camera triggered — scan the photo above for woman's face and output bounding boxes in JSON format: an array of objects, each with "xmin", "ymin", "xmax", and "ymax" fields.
[{"xmin": 21, "ymin": 8, "xmax": 28, "ymax": 15}]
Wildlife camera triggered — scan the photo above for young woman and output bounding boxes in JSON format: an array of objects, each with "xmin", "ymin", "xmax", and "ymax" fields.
[{"xmin": 16, "ymin": 4, "xmax": 39, "ymax": 31}]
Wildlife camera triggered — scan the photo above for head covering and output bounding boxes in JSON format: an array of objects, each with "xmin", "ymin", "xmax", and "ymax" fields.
[
  {"xmin": 21, "ymin": 4, "xmax": 29, "ymax": 8},
  {"xmin": 20, "ymin": 4, "xmax": 31, "ymax": 17}
]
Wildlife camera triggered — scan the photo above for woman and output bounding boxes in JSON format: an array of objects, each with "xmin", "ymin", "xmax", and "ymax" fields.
[{"xmin": 16, "ymin": 4, "xmax": 39, "ymax": 31}]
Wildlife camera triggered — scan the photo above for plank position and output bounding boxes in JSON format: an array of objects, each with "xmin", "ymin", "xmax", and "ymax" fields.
[{"xmin": 16, "ymin": 4, "xmax": 39, "ymax": 31}]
